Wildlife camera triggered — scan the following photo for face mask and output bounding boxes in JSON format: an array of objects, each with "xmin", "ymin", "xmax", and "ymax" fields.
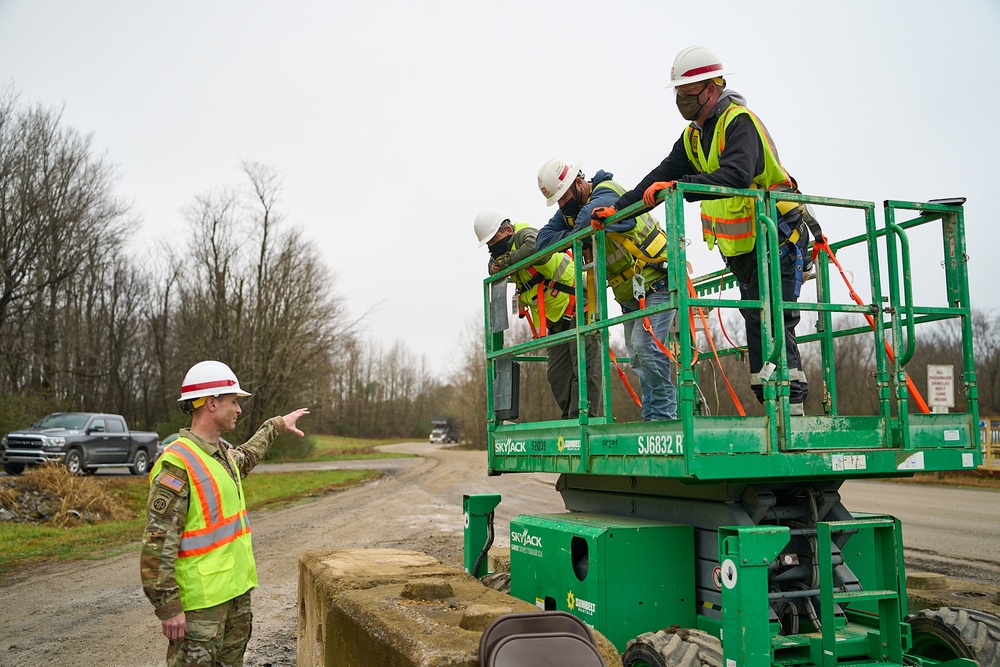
[
  {"xmin": 489, "ymin": 234, "xmax": 512, "ymax": 258},
  {"xmin": 559, "ymin": 184, "xmax": 582, "ymax": 219},
  {"xmin": 676, "ymin": 91, "xmax": 706, "ymax": 121}
]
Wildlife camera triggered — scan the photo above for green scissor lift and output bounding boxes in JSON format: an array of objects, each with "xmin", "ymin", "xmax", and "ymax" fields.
[{"xmin": 465, "ymin": 185, "xmax": 994, "ymax": 667}]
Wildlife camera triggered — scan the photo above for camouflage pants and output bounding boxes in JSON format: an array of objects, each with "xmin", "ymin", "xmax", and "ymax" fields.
[{"xmin": 167, "ymin": 591, "xmax": 253, "ymax": 667}]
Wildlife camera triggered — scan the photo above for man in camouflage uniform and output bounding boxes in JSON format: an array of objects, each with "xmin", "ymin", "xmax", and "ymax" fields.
[{"xmin": 141, "ymin": 360, "xmax": 309, "ymax": 667}]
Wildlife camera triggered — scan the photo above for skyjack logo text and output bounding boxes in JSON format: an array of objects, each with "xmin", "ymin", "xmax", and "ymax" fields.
[
  {"xmin": 494, "ymin": 439, "xmax": 527, "ymax": 455},
  {"xmin": 510, "ymin": 528, "xmax": 542, "ymax": 548}
]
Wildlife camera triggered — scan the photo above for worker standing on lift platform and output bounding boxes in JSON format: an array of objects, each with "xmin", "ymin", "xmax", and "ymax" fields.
[
  {"xmin": 535, "ymin": 160, "xmax": 677, "ymax": 421},
  {"xmin": 594, "ymin": 45, "xmax": 811, "ymax": 415},
  {"xmin": 475, "ymin": 208, "xmax": 602, "ymax": 420}
]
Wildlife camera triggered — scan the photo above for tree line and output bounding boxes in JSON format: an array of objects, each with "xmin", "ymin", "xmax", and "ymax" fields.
[
  {"xmin": 1, "ymin": 88, "xmax": 997, "ymax": 451},
  {"xmin": 0, "ymin": 89, "xmax": 450, "ymax": 447}
]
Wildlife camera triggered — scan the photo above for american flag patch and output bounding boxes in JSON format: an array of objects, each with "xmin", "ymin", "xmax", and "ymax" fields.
[{"xmin": 159, "ymin": 473, "xmax": 185, "ymax": 492}]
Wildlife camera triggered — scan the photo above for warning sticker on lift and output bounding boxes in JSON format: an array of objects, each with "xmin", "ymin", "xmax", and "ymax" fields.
[{"xmin": 831, "ymin": 453, "xmax": 867, "ymax": 472}]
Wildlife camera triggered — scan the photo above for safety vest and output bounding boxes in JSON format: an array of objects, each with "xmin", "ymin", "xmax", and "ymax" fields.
[
  {"xmin": 683, "ymin": 102, "xmax": 795, "ymax": 257},
  {"xmin": 510, "ymin": 222, "xmax": 576, "ymax": 323},
  {"xmin": 150, "ymin": 437, "xmax": 257, "ymax": 610},
  {"xmin": 585, "ymin": 180, "xmax": 669, "ymax": 304}
]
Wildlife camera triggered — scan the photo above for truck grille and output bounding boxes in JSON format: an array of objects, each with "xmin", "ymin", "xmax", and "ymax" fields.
[{"xmin": 4, "ymin": 436, "xmax": 43, "ymax": 449}]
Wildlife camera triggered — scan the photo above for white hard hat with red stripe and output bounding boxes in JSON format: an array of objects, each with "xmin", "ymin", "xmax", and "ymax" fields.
[
  {"xmin": 666, "ymin": 45, "xmax": 734, "ymax": 89},
  {"xmin": 537, "ymin": 158, "xmax": 582, "ymax": 207},
  {"xmin": 178, "ymin": 360, "xmax": 252, "ymax": 402}
]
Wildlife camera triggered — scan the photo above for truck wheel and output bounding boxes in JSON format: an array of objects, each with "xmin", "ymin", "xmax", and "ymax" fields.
[
  {"xmin": 130, "ymin": 449, "xmax": 149, "ymax": 476},
  {"xmin": 906, "ymin": 607, "xmax": 1000, "ymax": 666},
  {"xmin": 65, "ymin": 449, "xmax": 84, "ymax": 475},
  {"xmin": 3, "ymin": 463, "xmax": 25, "ymax": 475},
  {"xmin": 623, "ymin": 627, "xmax": 722, "ymax": 667}
]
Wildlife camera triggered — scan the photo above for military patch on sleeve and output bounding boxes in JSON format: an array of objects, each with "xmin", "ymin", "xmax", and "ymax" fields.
[
  {"xmin": 159, "ymin": 472, "xmax": 185, "ymax": 492},
  {"xmin": 150, "ymin": 488, "xmax": 178, "ymax": 517}
]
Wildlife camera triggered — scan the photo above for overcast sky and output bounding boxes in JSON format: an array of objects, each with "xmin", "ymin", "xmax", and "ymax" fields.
[{"xmin": 1, "ymin": 1, "xmax": 997, "ymax": 377}]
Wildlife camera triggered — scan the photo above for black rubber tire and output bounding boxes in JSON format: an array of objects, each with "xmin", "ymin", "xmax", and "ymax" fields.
[
  {"xmin": 65, "ymin": 449, "xmax": 84, "ymax": 475},
  {"xmin": 906, "ymin": 606, "xmax": 1000, "ymax": 667},
  {"xmin": 623, "ymin": 627, "xmax": 723, "ymax": 667},
  {"xmin": 3, "ymin": 463, "xmax": 25, "ymax": 475},
  {"xmin": 130, "ymin": 449, "xmax": 149, "ymax": 476}
]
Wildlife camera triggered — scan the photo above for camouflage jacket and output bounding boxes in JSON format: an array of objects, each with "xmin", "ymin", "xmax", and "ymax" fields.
[{"xmin": 139, "ymin": 416, "xmax": 286, "ymax": 619}]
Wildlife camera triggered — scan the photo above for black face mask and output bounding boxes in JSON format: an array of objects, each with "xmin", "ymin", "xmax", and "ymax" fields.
[
  {"xmin": 489, "ymin": 235, "xmax": 512, "ymax": 258},
  {"xmin": 560, "ymin": 184, "xmax": 582, "ymax": 219}
]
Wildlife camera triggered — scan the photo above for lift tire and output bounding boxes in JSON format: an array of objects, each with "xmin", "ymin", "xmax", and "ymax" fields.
[
  {"xmin": 623, "ymin": 627, "xmax": 722, "ymax": 667},
  {"xmin": 906, "ymin": 606, "xmax": 1000, "ymax": 667}
]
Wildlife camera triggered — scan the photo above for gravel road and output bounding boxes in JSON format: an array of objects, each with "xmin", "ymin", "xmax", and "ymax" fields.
[
  {"xmin": 0, "ymin": 444, "xmax": 995, "ymax": 666},
  {"xmin": 0, "ymin": 443, "xmax": 562, "ymax": 667}
]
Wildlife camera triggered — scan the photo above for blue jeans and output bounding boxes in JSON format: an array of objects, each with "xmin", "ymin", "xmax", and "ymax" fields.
[{"xmin": 622, "ymin": 289, "xmax": 677, "ymax": 420}]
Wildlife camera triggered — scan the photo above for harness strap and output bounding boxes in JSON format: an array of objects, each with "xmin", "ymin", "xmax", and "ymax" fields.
[
  {"xmin": 815, "ymin": 240, "xmax": 930, "ymax": 414},
  {"xmin": 518, "ymin": 305, "xmax": 539, "ymax": 339},
  {"xmin": 608, "ymin": 347, "xmax": 642, "ymax": 408},
  {"xmin": 686, "ymin": 274, "xmax": 746, "ymax": 416},
  {"xmin": 537, "ymin": 284, "xmax": 547, "ymax": 338},
  {"xmin": 637, "ymin": 295, "xmax": 680, "ymax": 367}
]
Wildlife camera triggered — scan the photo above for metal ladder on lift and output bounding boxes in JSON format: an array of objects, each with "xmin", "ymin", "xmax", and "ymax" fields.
[{"xmin": 816, "ymin": 517, "xmax": 905, "ymax": 666}]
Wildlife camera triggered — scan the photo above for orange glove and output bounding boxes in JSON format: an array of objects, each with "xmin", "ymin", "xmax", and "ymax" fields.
[
  {"xmin": 810, "ymin": 234, "xmax": 829, "ymax": 263},
  {"xmin": 591, "ymin": 206, "xmax": 616, "ymax": 230},
  {"xmin": 642, "ymin": 181, "xmax": 677, "ymax": 207}
]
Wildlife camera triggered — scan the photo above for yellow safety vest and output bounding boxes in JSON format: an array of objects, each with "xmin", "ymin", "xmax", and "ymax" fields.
[
  {"xmin": 683, "ymin": 101, "xmax": 795, "ymax": 257},
  {"xmin": 592, "ymin": 180, "xmax": 669, "ymax": 304},
  {"xmin": 510, "ymin": 221, "xmax": 576, "ymax": 323},
  {"xmin": 150, "ymin": 437, "xmax": 257, "ymax": 610}
]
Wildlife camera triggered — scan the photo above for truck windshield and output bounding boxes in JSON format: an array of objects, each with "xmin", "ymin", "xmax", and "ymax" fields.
[{"xmin": 33, "ymin": 414, "xmax": 90, "ymax": 430}]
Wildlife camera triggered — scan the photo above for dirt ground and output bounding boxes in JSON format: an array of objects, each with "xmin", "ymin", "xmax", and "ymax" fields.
[
  {"xmin": 0, "ymin": 443, "xmax": 995, "ymax": 666},
  {"xmin": 0, "ymin": 443, "xmax": 563, "ymax": 667}
]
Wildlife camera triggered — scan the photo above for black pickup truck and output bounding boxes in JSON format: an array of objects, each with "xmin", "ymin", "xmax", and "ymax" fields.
[{"xmin": 1, "ymin": 412, "xmax": 160, "ymax": 476}]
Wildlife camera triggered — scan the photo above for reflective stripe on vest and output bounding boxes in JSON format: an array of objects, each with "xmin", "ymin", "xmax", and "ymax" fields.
[
  {"xmin": 170, "ymin": 441, "xmax": 251, "ymax": 557},
  {"xmin": 684, "ymin": 102, "xmax": 795, "ymax": 257},
  {"xmin": 510, "ymin": 222, "xmax": 575, "ymax": 322}
]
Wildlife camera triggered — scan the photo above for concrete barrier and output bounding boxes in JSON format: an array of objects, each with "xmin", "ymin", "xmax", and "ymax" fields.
[{"xmin": 297, "ymin": 548, "xmax": 622, "ymax": 666}]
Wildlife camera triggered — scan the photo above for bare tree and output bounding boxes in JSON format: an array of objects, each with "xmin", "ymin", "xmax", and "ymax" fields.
[{"xmin": 0, "ymin": 86, "xmax": 130, "ymax": 400}]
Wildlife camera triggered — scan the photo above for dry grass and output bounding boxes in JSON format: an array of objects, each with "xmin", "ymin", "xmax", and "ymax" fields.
[
  {"xmin": 10, "ymin": 464, "xmax": 133, "ymax": 526},
  {"xmin": 0, "ymin": 484, "xmax": 17, "ymax": 507}
]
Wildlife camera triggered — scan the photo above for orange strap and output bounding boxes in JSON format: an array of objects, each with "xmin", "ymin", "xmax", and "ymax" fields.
[
  {"xmin": 686, "ymin": 275, "xmax": 746, "ymax": 416},
  {"xmin": 536, "ymin": 284, "xmax": 547, "ymax": 338},
  {"xmin": 609, "ymin": 347, "xmax": 642, "ymax": 408},
  {"xmin": 638, "ymin": 295, "xmax": 680, "ymax": 366},
  {"xmin": 717, "ymin": 273, "xmax": 747, "ymax": 352},
  {"xmin": 519, "ymin": 305, "xmax": 539, "ymax": 339},
  {"xmin": 813, "ymin": 238, "xmax": 930, "ymax": 414}
]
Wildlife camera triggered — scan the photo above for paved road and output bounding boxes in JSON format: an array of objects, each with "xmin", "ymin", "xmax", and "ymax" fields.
[{"xmin": 841, "ymin": 479, "xmax": 1000, "ymax": 586}]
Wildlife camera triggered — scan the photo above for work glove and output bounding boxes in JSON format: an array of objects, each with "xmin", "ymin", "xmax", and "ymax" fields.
[
  {"xmin": 590, "ymin": 206, "xmax": 616, "ymax": 230},
  {"xmin": 810, "ymin": 234, "xmax": 829, "ymax": 263},
  {"xmin": 642, "ymin": 181, "xmax": 677, "ymax": 208},
  {"xmin": 490, "ymin": 252, "xmax": 512, "ymax": 274}
]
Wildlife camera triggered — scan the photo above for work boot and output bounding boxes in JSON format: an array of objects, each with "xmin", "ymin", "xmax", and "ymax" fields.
[{"xmin": 789, "ymin": 403, "xmax": 805, "ymax": 416}]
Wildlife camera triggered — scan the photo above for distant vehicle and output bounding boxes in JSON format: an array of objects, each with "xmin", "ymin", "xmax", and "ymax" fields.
[
  {"xmin": 1, "ymin": 412, "xmax": 159, "ymax": 476},
  {"xmin": 428, "ymin": 418, "xmax": 460, "ymax": 444}
]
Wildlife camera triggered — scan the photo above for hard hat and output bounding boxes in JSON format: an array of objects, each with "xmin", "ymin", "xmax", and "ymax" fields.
[
  {"xmin": 474, "ymin": 207, "xmax": 509, "ymax": 247},
  {"xmin": 537, "ymin": 158, "xmax": 581, "ymax": 207},
  {"xmin": 178, "ymin": 360, "xmax": 251, "ymax": 402},
  {"xmin": 665, "ymin": 46, "xmax": 733, "ymax": 89}
]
